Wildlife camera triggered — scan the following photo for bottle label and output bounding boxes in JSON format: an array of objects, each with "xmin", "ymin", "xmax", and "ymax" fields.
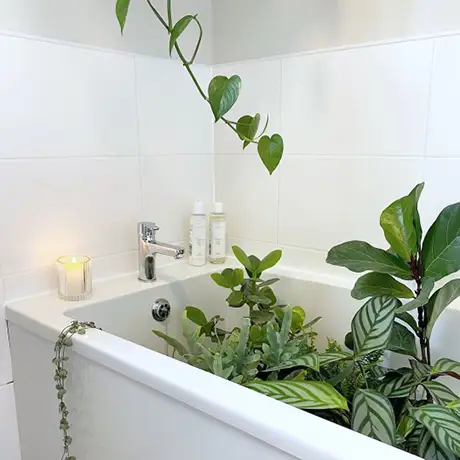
[
  {"xmin": 210, "ymin": 221, "xmax": 226, "ymax": 259},
  {"xmin": 189, "ymin": 220, "xmax": 207, "ymax": 262}
]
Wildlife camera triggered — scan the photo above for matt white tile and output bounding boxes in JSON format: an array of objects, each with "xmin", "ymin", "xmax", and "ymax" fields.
[
  {"xmin": 215, "ymin": 155, "xmax": 279, "ymax": 243},
  {"xmin": 427, "ymin": 36, "xmax": 460, "ymax": 158},
  {"xmin": 421, "ymin": 159, "xmax": 460, "ymax": 231},
  {"xmin": 136, "ymin": 57, "xmax": 213, "ymax": 155},
  {"xmin": 140, "ymin": 155, "xmax": 213, "ymax": 243},
  {"xmin": 282, "ymin": 40, "xmax": 433, "ymax": 156},
  {"xmin": 278, "ymin": 156, "xmax": 424, "ymax": 252},
  {"xmin": 214, "ymin": 59, "xmax": 282, "ymax": 155},
  {"xmin": 0, "ymin": 35, "xmax": 138, "ymax": 158},
  {"xmin": 0, "ymin": 158, "xmax": 142, "ymax": 275}
]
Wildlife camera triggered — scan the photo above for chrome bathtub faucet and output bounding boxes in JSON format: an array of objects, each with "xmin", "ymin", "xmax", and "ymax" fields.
[{"xmin": 137, "ymin": 222, "xmax": 185, "ymax": 282}]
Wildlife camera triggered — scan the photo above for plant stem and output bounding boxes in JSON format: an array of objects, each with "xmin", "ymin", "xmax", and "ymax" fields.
[{"xmin": 357, "ymin": 362, "xmax": 369, "ymax": 389}]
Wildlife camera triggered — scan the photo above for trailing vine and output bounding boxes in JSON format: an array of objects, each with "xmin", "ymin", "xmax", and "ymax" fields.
[{"xmin": 53, "ymin": 321, "xmax": 99, "ymax": 460}]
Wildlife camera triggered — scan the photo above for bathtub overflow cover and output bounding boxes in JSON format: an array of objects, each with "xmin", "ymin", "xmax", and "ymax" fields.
[{"xmin": 151, "ymin": 298, "xmax": 171, "ymax": 322}]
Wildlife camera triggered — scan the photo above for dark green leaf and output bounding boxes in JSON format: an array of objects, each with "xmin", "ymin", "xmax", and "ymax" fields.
[
  {"xmin": 259, "ymin": 249, "xmax": 282, "ymax": 273},
  {"xmin": 326, "ymin": 241, "xmax": 412, "ymax": 280},
  {"xmin": 116, "ymin": 0, "xmax": 131, "ymax": 34},
  {"xmin": 427, "ymin": 280, "xmax": 460, "ymax": 337},
  {"xmin": 351, "ymin": 272, "xmax": 414, "ymax": 300},
  {"xmin": 248, "ymin": 255, "xmax": 261, "ymax": 275},
  {"xmin": 169, "ymin": 15, "xmax": 195, "ymax": 56},
  {"xmin": 210, "ymin": 272, "xmax": 229, "ymax": 288},
  {"xmin": 258, "ymin": 278, "xmax": 280, "ymax": 288},
  {"xmin": 397, "ymin": 414, "xmax": 416, "ymax": 439},
  {"xmin": 236, "ymin": 114, "xmax": 260, "ymax": 143},
  {"xmin": 248, "ymin": 294, "xmax": 272, "ymax": 306},
  {"xmin": 387, "ymin": 322, "xmax": 418, "ymax": 357},
  {"xmin": 265, "ymin": 353, "xmax": 320, "ymax": 372},
  {"xmin": 352, "ymin": 389, "xmax": 397, "ymax": 446},
  {"xmin": 380, "ymin": 194, "xmax": 418, "ymax": 261},
  {"xmin": 423, "ymin": 203, "xmax": 460, "ymax": 281},
  {"xmin": 409, "ymin": 183, "xmax": 425, "ymax": 247},
  {"xmin": 246, "ymin": 380, "xmax": 348, "ymax": 410},
  {"xmin": 319, "ymin": 351, "xmax": 353, "ymax": 366},
  {"xmin": 211, "ymin": 268, "xmax": 244, "ymax": 289},
  {"xmin": 418, "ymin": 428, "xmax": 457, "ymax": 460},
  {"xmin": 412, "ymin": 404, "xmax": 460, "ymax": 456},
  {"xmin": 257, "ymin": 134, "xmax": 283, "ymax": 175},
  {"xmin": 352, "ymin": 296, "xmax": 399, "ymax": 358},
  {"xmin": 250, "ymin": 310, "xmax": 274, "ymax": 325},
  {"xmin": 423, "ymin": 382, "xmax": 459, "ymax": 406},
  {"xmin": 327, "ymin": 362, "xmax": 355, "ymax": 386},
  {"xmin": 379, "ymin": 369, "xmax": 415, "ymax": 398},
  {"xmin": 396, "ymin": 312, "xmax": 419, "ymax": 334},
  {"xmin": 226, "ymin": 291, "xmax": 245, "ymax": 307},
  {"xmin": 344, "ymin": 331, "xmax": 354, "ymax": 351},
  {"xmin": 232, "ymin": 246, "xmax": 252, "ymax": 271},
  {"xmin": 260, "ymin": 287, "xmax": 276, "ymax": 307},
  {"xmin": 152, "ymin": 330, "xmax": 188, "ymax": 356},
  {"xmin": 208, "ymin": 75, "xmax": 241, "ymax": 121},
  {"xmin": 185, "ymin": 306, "xmax": 207, "ymax": 327},
  {"xmin": 410, "ymin": 359, "xmax": 432, "ymax": 381},
  {"xmin": 397, "ymin": 278, "xmax": 435, "ymax": 313}
]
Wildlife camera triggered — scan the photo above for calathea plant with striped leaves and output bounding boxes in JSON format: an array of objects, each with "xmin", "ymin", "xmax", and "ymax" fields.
[{"xmin": 320, "ymin": 183, "xmax": 460, "ymax": 458}]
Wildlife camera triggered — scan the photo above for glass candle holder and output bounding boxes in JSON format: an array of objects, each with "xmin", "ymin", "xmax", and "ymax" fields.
[{"xmin": 57, "ymin": 255, "xmax": 92, "ymax": 301}]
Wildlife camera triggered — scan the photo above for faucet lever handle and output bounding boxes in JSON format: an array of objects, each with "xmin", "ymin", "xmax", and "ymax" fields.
[{"xmin": 138, "ymin": 222, "xmax": 160, "ymax": 241}]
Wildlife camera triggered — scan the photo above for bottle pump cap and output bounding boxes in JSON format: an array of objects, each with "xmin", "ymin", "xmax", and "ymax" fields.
[
  {"xmin": 214, "ymin": 202, "xmax": 223, "ymax": 213},
  {"xmin": 194, "ymin": 200, "xmax": 205, "ymax": 215}
]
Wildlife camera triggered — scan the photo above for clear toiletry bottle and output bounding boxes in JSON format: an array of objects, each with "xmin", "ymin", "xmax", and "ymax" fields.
[
  {"xmin": 209, "ymin": 202, "xmax": 227, "ymax": 264},
  {"xmin": 189, "ymin": 200, "xmax": 207, "ymax": 267}
]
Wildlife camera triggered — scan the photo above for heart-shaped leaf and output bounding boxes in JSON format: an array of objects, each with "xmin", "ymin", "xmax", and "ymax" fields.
[
  {"xmin": 423, "ymin": 203, "xmax": 460, "ymax": 280},
  {"xmin": 351, "ymin": 272, "xmax": 414, "ymax": 300},
  {"xmin": 116, "ymin": 0, "xmax": 131, "ymax": 34},
  {"xmin": 208, "ymin": 75, "xmax": 241, "ymax": 121},
  {"xmin": 427, "ymin": 280, "xmax": 460, "ymax": 337},
  {"xmin": 258, "ymin": 134, "xmax": 284, "ymax": 175},
  {"xmin": 397, "ymin": 277, "xmax": 435, "ymax": 313},
  {"xmin": 169, "ymin": 15, "xmax": 196, "ymax": 56},
  {"xmin": 352, "ymin": 389, "xmax": 397, "ymax": 446},
  {"xmin": 380, "ymin": 194, "xmax": 417, "ymax": 261},
  {"xmin": 352, "ymin": 296, "xmax": 399, "ymax": 358},
  {"xmin": 387, "ymin": 322, "xmax": 417, "ymax": 357},
  {"xmin": 412, "ymin": 405, "xmax": 460, "ymax": 456},
  {"xmin": 236, "ymin": 114, "xmax": 260, "ymax": 147},
  {"xmin": 327, "ymin": 241, "xmax": 412, "ymax": 280},
  {"xmin": 246, "ymin": 380, "xmax": 348, "ymax": 410}
]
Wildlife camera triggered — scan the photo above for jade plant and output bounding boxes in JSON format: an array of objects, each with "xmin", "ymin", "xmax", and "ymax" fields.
[{"xmin": 115, "ymin": 0, "xmax": 284, "ymax": 175}]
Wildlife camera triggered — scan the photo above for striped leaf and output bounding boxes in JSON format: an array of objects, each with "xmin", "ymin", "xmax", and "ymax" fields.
[
  {"xmin": 432, "ymin": 358, "xmax": 460, "ymax": 380},
  {"xmin": 427, "ymin": 280, "xmax": 460, "ymax": 337},
  {"xmin": 245, "ymin": 380, "xmax": 348, "ymax": 410},
  {"xmin": 397, "ymin": 414, "xmax": 416, "ymax": 439},
  {"xmin": 412, "ymin": 405, "xmax": 460, "ymax": 456},
  {"xmin": 411, "ymin": 359, "xmax": 432, "ymax": 381},
  {"xmin": 265, "ymin": 353, "xmax": 320, "ymax": 372},
  {"xmin": 352, "ymin": 296, "xmax": 399, "ymax": 359},
  {"xmin": 447, "ymin": 400, "xmax": 460, "ymax": 411},
  {"xmin": 319, "ymin": 351, "xmax": 353, "ymax": 366},
  {"xmin": 423, "ymin": 382, "xmax": 459, "ymax": 406},
  {"xmin": 379, "ymin": 369, "xmax": 415, "ymax": 398},
  {"xmin": 419, "ymin": 428, "xmax": 457, "ymax": 460},
  {"xmin": 406, "ymin": 423, "xmax": 424, "ymax": 453},
  {"xmin": 387, "ymin": 322, "xmax": 417, "ymax": 357},
  {"xmin": 352, "ymin": 389, "xmax": 396, "ymax": 446}
]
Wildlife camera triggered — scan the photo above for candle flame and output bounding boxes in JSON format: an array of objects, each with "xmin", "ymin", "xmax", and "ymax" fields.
[{"xmin": 71, "ymin": 256, "xmax": 77, "ymax": 264}]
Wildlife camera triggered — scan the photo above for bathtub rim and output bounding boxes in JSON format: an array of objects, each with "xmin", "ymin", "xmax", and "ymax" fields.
[{"xmin": 6, "ymin": 259, "xmax": 417, "ymax": 460}]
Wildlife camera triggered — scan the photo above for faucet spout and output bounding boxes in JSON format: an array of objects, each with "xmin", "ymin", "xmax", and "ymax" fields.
[{"xmin": 137, "ymin": 222, "xmax": 185, "ymax": 282}]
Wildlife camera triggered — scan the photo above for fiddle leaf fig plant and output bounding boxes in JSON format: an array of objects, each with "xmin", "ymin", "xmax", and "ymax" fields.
[
  {"xmin": 326, "ymin": 183, "xmax": 460, "ymax": 458},
  {"xmin": 115, "ymin": 0, "xmax": 284, "ymax": 174}
]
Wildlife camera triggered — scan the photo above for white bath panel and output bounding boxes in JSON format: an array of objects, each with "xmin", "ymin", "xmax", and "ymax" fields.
[{"xmin": 0, "ymin": 383, "xmax": 21, "ymax": 460}]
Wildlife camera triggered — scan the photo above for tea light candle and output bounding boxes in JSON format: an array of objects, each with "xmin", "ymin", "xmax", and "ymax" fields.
[{"xmin": 57, "ymin": 255, "xmax": 92, "ymax": 301}]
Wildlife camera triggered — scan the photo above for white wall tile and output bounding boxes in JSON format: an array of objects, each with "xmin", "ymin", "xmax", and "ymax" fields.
[
  {"xmin": 214, "ymin": 59, "xmax": 282, "ymax": 155},
  {"xmin": 278, "ymin": 156, "xmax": 424, "ymax": 251},
  {"xmin": 427, "ymin": 36, "xmax": 460, "ymax": 158},
  {"xmin": 282, "ymin": 40, "xmax": 433, "ymax": 156},
  {"xmin": 140, "ymin": 155, "xmax": 213, "ymax": 243},
  {"xmin": 0, "ymin": 158, "xmax": 142, "ymax": 275},
  {"xmin": 136, "ymin": 57, "xmax": 213, "ymax": 155},
  {"xmin": 215, "ymin": 155, "xmax": 279, "ymax": 243},
  {"xmin": 0, "ymin": 35, "xmax": 138, "ymax": 158}
]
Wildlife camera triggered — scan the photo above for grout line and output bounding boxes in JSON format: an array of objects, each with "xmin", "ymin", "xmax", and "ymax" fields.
[
  {"xmin": 276, "ymin": 58, "xmax": 284, "ymax": 246},
  {"xmin": 0, "ymin": 153, "xmax": 215, "ymax": 161},
  {"xmin": 214, "ymin": 153, "xmax": 427, "ymax": 160}
]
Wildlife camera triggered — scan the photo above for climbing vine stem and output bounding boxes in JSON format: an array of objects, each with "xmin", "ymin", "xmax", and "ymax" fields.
[{"xmin": 53, "ymin": 321, "xmax": 99, "ymax": 460}]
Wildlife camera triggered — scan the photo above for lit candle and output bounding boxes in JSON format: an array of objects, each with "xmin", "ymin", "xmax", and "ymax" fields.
[{"xmin": 57, "ymin": 255, "xmax": 92, "ymax": 301}]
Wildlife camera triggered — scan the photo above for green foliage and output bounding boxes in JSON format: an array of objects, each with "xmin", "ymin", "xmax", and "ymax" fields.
[
  {"xmin": 208, "ymin": 75, "xmax": 241, "ymax": 121},
  {"xmin": 351, "ymin": 272, "xmax": 414, "ymax": 300},
  {"xmin": 115, "ymin": 0, "xmax": 131, "ymax": 33},
  {"xmin": 426, "ymin": 280, "xmax": 460, "ymax": 337},
  {"xmin": 257, "ymin": 134, "xmax": 284, "ymax": 175},
  {"xmin": 169, "ymin": 15, "xmax": 196, "ymax": 55}
]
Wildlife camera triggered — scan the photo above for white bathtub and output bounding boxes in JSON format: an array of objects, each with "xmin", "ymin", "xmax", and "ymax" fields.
[{"xmin": 7, "ymin": 260, "xmax": 460, "ymax": 460}]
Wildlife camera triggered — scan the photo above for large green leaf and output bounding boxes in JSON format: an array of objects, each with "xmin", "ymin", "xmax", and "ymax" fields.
[
  {"xmin": 396, "ymin": 312, "xmax": 419, "ymax": 334},
  {"xmin": 319, "ymin": 351, "xmax": 353, "ymax": 366},
  {"xmin": 387, "ymin": 322, "xmax": 418, "ymax": 357},
  {"xmin": 245, "ymin": 380, "xmax": 348, "ymax": 410},
  {"xmin": 397, "ymin": 278, "xmax": 435, "ymax": 313},
  {"xmin": 410, "ymin": 359, "xmax": 432, "ymax": 381},
  {"xmin": 265, "ymin": 353, "xmax": 320, "ymax": 372},
  {"xmin": 351, "ymin": 296, "xmax": 399, "ymax": 358},
  {"xmin": 236, "ymin": 114, "xmax": 260, "ymax": 145},
  {"xmin": 427, "ymin": 280, "xmax": 460, "ymax": 337},
  {"xmin": 326, "ymin": 241, "xmax": 412, "ymax": 280},
  {"xmin": 412, "ymin": 405, "xmax": 460, "ymax": 456},
  {"xmin": 351, "ymin": 272, "xmax": 414, "ymax": 300},
  {"xmin": 232, "ymin": 246, "xmax": 252, "ymax": 271},
  {"xmin": 185, "ymin": 306, "xmax": 207, "ymax": 327},
  {"xmin": 258, "ymin": 249, "xmax": 282, "ymax": 273},
  {"xmin": 352, "ymin": 389, "xmax": 396, "ymax": 446},
  {"xmin": 379, "ymin": 369, "xmax": 415, "ymax": 398},
  {"xmin": 116, "ymin": 0, "xmax": 131, "ymax": 34},
  {"xmin": 258, "ymin": 134, "xmax": 283, "ymax": 175},
  {"xmin": 423, "ymin": 382, "xmax": 459, "ymax": 406},
  {"xmin": 152, "ymin": 330, "xmax": 188, "ymax": 357},
  {"xmin": 410, "ymin": 183, "xmax": 425, "ymax": 248},
  {"xmin": 423, "ymin": 203, "xmax": 460, "ymax": 281},
  {"xmin": 208, "ymin": 75, "xmax": 241, "ymax": 121},
  {"xmin": 169, "ymin": 15, "xmax": 196, "ymax": 55},
  {"xmin": 447, "ymin": 400, "xmax": 460, "ymax": 411},
  {"xmin": 397, "ymin": 414, "xmax": 416, "ymax": 439},
  {"xmin": 211, "ymin": 268, "xmax": 244, "ymax": 289},
  {"xmin": 380, "ymin": 194, "xmax": 418, "ymax": 261},
  {"xmin": 432, "ymin": 358, "xmax": 460, "ymax": 380},
  {"xmin": 419, "ymin": 428, "xmax": 457, "ymax": 460}
]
